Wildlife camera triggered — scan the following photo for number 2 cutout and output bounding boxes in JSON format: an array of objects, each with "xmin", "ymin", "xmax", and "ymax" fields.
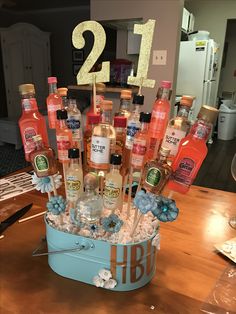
[{"xmin": 72, "ymin": 21, "xmax": 110, "ymax": 85}]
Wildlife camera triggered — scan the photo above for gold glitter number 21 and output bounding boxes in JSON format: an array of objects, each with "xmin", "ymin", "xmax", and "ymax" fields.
[{"xmin": 72, "ymin": 21, "xmax": 110, "ymax": 85}]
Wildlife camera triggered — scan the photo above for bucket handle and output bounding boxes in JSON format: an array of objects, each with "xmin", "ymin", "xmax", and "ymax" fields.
[{"xmin": 32, "ymin": 237, "xmax": 94, "ymax": 257}]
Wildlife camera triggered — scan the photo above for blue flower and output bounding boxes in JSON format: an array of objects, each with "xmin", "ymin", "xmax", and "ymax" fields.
[
  {"xmin": 151, "ymin": 195, "xmax": 179, "ymax": 222},
  {"xmin": 101, "ymin": 214, "xmax": 123, "ymax": 233},
  {"xmin": 46, "ymin": 195, "xmax": 66, "ymax": 215},
  {"xmin": 32, "ymin": 172, "xmax": 62, "ymax": 193},
  {"xmin": 133, "ymin": 190, "xmax": 158, "ymax": 214}
]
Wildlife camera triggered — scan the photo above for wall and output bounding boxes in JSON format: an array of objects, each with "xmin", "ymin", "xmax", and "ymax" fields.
[
  {"xmin": 91, "ymin": 0, "xmax": 184, "ymax": 113},
  {"xmin": 185, "ymin": 0, "xmax": 236, "ymax": 99},
  {"xmin": 220, "ymin": 19, "xmax": 236, "ymax": 95}
]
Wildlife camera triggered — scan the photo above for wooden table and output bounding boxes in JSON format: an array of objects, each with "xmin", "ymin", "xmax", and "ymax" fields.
[{"xmin": 0, "ymin": 178, "xmax": 235, "ymax": 314}]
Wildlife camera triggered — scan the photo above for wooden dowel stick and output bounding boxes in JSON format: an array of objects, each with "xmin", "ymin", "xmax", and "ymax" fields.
[
  {"xmin": 138, "ymin": 77, "xmax": 144, "ymax": 95},
  {"xmin": 18, "ymin": 211, "xmax": 46, "ymax": 223},
  {"xmin": 50, "ymin": 176, "xmax": 57, "ymax": 196},
  {"xmin": 130, "ymin": 212, "xmax": 142, "ymax": 238},
  {"xmin": 0, "ymin": 235, "xmax": 4, "ymax": 240},
  {"xmin": 167, "ymin": 190, "xmax": 174, "ymax": 199},
  {"xmin": 126, "ymin": 170, "xmax": 133, "ymax": 219},
  {"xmin": 47, "ymin": 191, "xmax": 51, "ymax": 200}
]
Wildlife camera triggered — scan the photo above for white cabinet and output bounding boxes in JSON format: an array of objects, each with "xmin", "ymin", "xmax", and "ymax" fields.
[
  {"xmin": 0, "ymin": 23, "xmax": 51, "ymax": 119},
  {"xmin": 181, "ymin": 8, "xmax": 195, "ymax": 33}
]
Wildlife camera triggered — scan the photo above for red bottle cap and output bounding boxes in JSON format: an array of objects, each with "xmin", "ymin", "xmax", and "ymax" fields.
[
  {"xmin": 114, "ymin": 116, "xmax": 127, "ymax": 128},
  {"xmin": 48, "ymin": 77, "xmax": 57, "ymax": 84},
  {"xmin": 87, "ymin": 113, "xmax": 100, "ymax": 124},
  {"xmin": 161, "ymin": 81, "xmax": 172, "ymax": 89}
]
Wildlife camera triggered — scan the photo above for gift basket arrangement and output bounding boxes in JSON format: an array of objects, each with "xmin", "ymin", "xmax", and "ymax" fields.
[{"xmin": 17, "ymin": 19, "xmax": 218, "ymax": 291}]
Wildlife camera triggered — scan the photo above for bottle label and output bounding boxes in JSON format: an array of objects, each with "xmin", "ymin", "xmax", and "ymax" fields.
[
  {"xmin": 192, "ymin": 123, "xmax": 211, "ymax": 140},
  {"xmin": 152, "ymin": 110, "xmax": 166, "ymax": 120},
  {"xmin": 66, "ymin": 175, "xmax": 81, "ymax": 201},
  {"xmin": 56, "ymin": 135, "xmax": 71, "ymax": 161},
  {"xmin": 131, "ymin": 138, "xmax": 147, "ymax": 167},
  {"xmin": 23, "ymin": 127, "xmax": 37, "ymax": 153},
  {"xmin": 173, "ymin": 157, "xmax": 195, "ymax": 186},
  {"xmin": 162, "ymin": 127, "xmax": 186, "ymax": 156},
  {"xmin": 104, "ymin": 181, "xmax": 121, "ymax": 209},
  {"xmin": 67, "ymin": 116, "xmax": 82, "ymax": 141},
  {"xmin": 150, "ymin": 109, "xmax": 168, "ymax": 137},
  {"xmin": 125, "ymin": 122, "xmax": 140, "ymax": 149},
  {"xmin": 22, "ymin": 99, "xmax": 32, "ymax": 111},
  {"xmin": 145, "ymin": 167, "xmax": 161, "ymax": 187},
  {"xmin": 34, "ymin": 154, "xmax": 49, "ymax": 172},
  {"xmin": 47, "ymin": 104, "xmax": 61, "ymax": 112},
  {"xmin": 91, "ymin": 136, "xmax": 110, "ymax": 164}
]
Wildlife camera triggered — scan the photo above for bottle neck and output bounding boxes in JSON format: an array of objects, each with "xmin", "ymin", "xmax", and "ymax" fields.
[
  {"xmin": 69, "ymin": 158, "xmax": 79, "ymax": 166},
  {"xmin": 133, "ymin": 104, "xmax": 141, "ymax": 113},
  {"xmin": 58, "ymin": 120, "xmax": 67, "ymax": 129},
  {"xmin": 177, "ymin": 105, "xmax": 191, "ymax": 118},
  {"xmin": 101, "ymin": 109, "xmax": 112, "ymax": 124},
  {"xmin": 68, "ymin": 99, "xmax": 77, "ymax": 109},
  {"xmin": 161, "ymin": 87, "xmax": 170, "ymax": 100},
  {"xmin": 120, "ymin": 98, "xmax": 131, "ymax": 110},
  {"xmin": 34, "ymin": 140, "xmax": 44, "ymax": 150},
  {"xmin": 109, "ymin": 164, "xmax": 120, "ymax": 172},
  {"xmin": 21, "ymin": 93, "xmax": 38, "ymax": 111},
  {"xmin": 49, "ymin": 83, "xmax": 57, "ymax": 94},
  {"xmin": 158, "ymin": 154, "xmax": 168, "ymax": 162},
  {"xmin": 140, "ymin": 121, "xmax": 149, "ymax": 132},
  {"xmin": 85, "ymin": 186, "xmax": 96, "ymax": 194}
]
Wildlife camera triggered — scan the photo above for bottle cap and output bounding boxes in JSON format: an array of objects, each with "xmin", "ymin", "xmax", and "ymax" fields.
[
  {"xmin": 113, "ymin": 116, "xmax": 127, "ymax": 128},
  {"xmin": 19, "ymin": 84, "xmax": 35, "ymax": 95},
  {"xmin": 133, "ymin": 94, "xmax": 144, "ymax": 105},
  {"xmin": 87, "ymin": 113, "xmax": 100, "ymax": 125},
  {"xmin": 96, "ymin": 82, "xmax": 106, "ymax": 93},
  {"xmin": 161, "ymin": 81, "xmax": 172, "ymax": 89},
  {"xmin": 139, "ymin": 112, "xmax": 151, "ymax": 123},
  {"xmin": 197, "ymin": 105, "xmax": 219, "ymax": 125},
  {"xmin": 159, "ymin": 146, "xmax": 170, "ymax": 157},
  {"xmin": 57, "ymin": 87, "xmax": 68, "ymax": 97},
  {"xmin": 120, "ymin": 89, "xmax": 132, "ymax": 99},
  {"xmin": 32, "ymin": 135, "xmax": 42, "ymax": 142},
  {"xmin": 68, "ymin": 148, "xmax": 80, "ymax": 159},
  {"xmin": 48, "ymin": 77, "xmax": 57, "ymax": 84},
  {"xmin": 110, "ymin": 154, "xmax": 122, "ymax": 165},
  {"xmin": 101, "ymin": 100, "xmax": 113, "ymax": 110},
  {"xmin": 180, "ymin": 95, "xmax": 195, "ymax": 107},
  {"xmin": 56, "ymin": 109, "xmax": 68, "ymax": 120},
  {"xmin": 67, "ymin": 89, "xmax": 78, "ymax": 99},
  {"xmin": 84, "ymin": 172, "xmax": 99, "ymax": 188}
]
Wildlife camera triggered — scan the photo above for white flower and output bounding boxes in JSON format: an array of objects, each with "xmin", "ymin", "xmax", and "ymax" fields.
[
  {"xmin": 98, "ymin": 268, "xmax": 112, "ymax": 281},
  {"xmin": 31, "ymin": 172, "xmax": 62, "ymax": 193},
  {"xmin": 93, "ymin": 275, "xmax": 104, "ymax": 288},
  {"xmin": 104, "ymin": 278, "xmax": 117, "ymax": 289},
  {"xmin": 152, "ymin": 234, "xmax": 160, "ymax": 250}
]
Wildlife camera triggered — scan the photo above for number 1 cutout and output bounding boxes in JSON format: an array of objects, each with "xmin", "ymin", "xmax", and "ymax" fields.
[
  {"xmin": 128, "ymin": 19, "xmax": 156, "ymax": 88},
  {"xmin": 72, "ymin": 21, "xmax": 110, "ymax": 85}
]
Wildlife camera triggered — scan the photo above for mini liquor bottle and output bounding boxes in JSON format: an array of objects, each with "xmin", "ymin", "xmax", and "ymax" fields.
[
  {"xmin": 103, "ymin": 154, "xmax": 123, "ymax": 212},
  {"xmin": 18, "ymin": 84, "xmax": 49, "ymax": 161},
  {"xmin": 76, "ymin": 173, "xmax": 103, "ymax": 224},
  {"xmin": 116, "ymin": 89, "xmax": 132, "ymax": 119},
  {"xmin": 131, "ymin": 112, "xmax": 152, "ymax": 170},
  {"xmin": 162, "ymin": 95, "xmax": 194, "ymax": 162},
  {"xmin": 66, "ymin": 90, "xmax": 82, "ymax": 148},
  {"xmin": 167, "ymin": 118, "xmax": 210, "ymax": 194},
  {"xmin": 46, "ymin": 77, "xmax": 62, "ymax": 129},
  {"xmin": 29, "ymin": 135, "xmax": 57, "ymax": 178},
  {"xmin": 90, "ymin": 100, "xmax": 116, "ymax": 172},
  {"xmin": 197, "ymin": 105, "xmax": 219, "ymax": 143},
  {"xmin": 83, "ymin": 113, "xmax": 100, "ymax": 172},
  {"xmin": 142, "ymin": 146, "xmax": 172, "ymax": 194},
  {"xmin": 57, "ymin": 87, "xmax": 68, "ymax": 108},
  {"xmin": 148, "ymin": 81, "xmax": 172, "ymax": 154},
  {"xmin": 56, "ymin": 109, "xmax": 72, "ymax": 164},
  {"xmin": 65, "ymin": 148, "xmax": 83, "ymax": 208},
  {"xmin": 113, "ymin": 116, "xmax": 127, "ymax": 155}
]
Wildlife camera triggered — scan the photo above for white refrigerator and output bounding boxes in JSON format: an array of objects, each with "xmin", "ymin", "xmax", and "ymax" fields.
[{"xmin": 176, "ymin": 39, "xmax": 219, "ymax": 120}]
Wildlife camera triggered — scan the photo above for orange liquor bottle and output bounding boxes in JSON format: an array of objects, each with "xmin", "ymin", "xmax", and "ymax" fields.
[
  {"xmin": 148, "ymin": 81, "xmax": 172, "ymax": 155},
  {"xmin": 47, "ymin": 77, "xmax": 62, "ymax": 129},
  {"xmin": 56, "ymin": 109, "xmax": 72, "ymax": 164},
  {"xmin": 18, "ymin": 84, "xmax": 49, "ymax": 162},
  {"xmin": 167, "ymin": 119, "xmax": 209, "ymax": 194}
]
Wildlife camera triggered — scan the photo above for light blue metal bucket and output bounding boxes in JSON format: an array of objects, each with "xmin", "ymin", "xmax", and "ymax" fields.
[{"xmin": 45, "ymin": 219, "xmax": 157, "ymax": 291}]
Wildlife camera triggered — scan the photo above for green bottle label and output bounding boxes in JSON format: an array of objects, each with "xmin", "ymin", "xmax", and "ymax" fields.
[
  {"xmin": 145, "ymin": 167, "xmax": 161, "ymax": 187},
  {"xmin": 34, "ymin": 154, "xmax": 49, "ymax": 172}
]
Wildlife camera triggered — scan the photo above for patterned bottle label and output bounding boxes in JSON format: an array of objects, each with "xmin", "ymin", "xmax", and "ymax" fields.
[
  {"xmin": 162, "ymin": 127, "xmax": 186, "ymax": 156},
  {"xmin": 67, "ymin": 116, "xmax": 81, "ymax": 141},
  {"xmin": 47, "ymin": 104, "xmax": 61, "ymax": 112},
  {"xmin": 34, "ymin": 154, "xmax": 49, "ymax": 172},
  {"xmin": 125, "ymin": 121, "xmax": 140, "ymax": 149},
  {"xmin": 104, "ymin": 181, "xmax": 121, "ymax": 209},
  {"xmin": 56, "ymin": 135, "xmax": 71, "ymax": 161},
  {"xmin": 173, "ymin": 157, "xmax": 195, "ymax": 186},
  {"xmin": 131, "ymin": 138, "xmax": 147, "ymax": 167},
  {"xmin": 66, "ymin": 175, "xmax": 81, "ymax": 200},
  {"xmin": 23, "ymin": 127, "xmax": 36, "ymax": 153},
  {"xmin": 22, "ymin": 99, "xmax": 32, "ymax": 111},
  {"xmin": 145, "ymin": 167, "xmax": 161, "ymax": 187},
  {"xmin": 91, "ymin": 136, "xmax": 110, "ymax": 164}
]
